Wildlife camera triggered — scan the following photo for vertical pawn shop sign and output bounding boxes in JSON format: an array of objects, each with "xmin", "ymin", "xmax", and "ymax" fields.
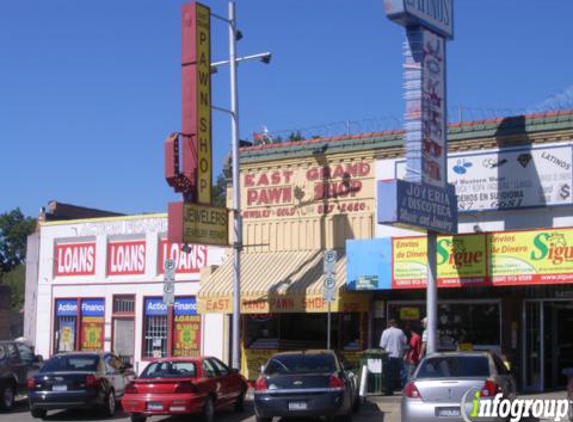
[
  {"xmin": 378, "ymin": 0, "xmax": 458, "ymax": 234},
  {"xmin": 164, "ymin": 2, "xmax": 229, "ymax": 247}
]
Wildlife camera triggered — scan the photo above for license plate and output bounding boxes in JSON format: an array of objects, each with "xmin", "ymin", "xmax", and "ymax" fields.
[
  {"xmin": 288, "ymin": 401, "xmax": 308, "ymax": 411},
  {"xmin": 148, "ymin": 402, "xmax": 163, "ymax": 411},
  {"xmin": 436, "ymin": 407, "xmax": 461, "ymax": 418},
  {"xmin": 52, "ymin": 384, "xmax": 67, "ymax": 391}
]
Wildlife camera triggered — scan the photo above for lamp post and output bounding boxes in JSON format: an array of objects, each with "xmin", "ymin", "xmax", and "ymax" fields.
[{"xmin": 210, "ymin": 2, "xmax": 271, "ymax": 370}]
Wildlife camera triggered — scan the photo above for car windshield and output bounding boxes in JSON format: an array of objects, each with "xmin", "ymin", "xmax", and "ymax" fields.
[
  {"xmin": 264, "ymin": 354, "xmax": 337, "ymax": 375},
  {"xmin": 417, "ymin": 356, "xmax": 490, "ymax": 379},
  {"xmin": 41, "ymin": 355, "xmax": 99, "ymax": 372},
  {"xmin": 140, "ymin": 361, "xmax": 197, "ymax": 379}
]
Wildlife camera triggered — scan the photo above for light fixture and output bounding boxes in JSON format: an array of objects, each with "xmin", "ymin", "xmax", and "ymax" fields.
[{"xmin": 260, "ymin": 53, "xmax": 272, "ymax": 64}]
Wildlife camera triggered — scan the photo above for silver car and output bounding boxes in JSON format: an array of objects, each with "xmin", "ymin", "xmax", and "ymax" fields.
[{"xmin": 401, "ymin": 352, "xmax": 516, "ymax": 422}]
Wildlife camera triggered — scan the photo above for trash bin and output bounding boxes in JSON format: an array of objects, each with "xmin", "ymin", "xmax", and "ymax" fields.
[{"xmin": 359, "ymin": 349, "xmax": 389, "ymax": 395}]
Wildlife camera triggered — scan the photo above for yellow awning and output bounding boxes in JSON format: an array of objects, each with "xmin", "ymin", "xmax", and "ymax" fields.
[{"xmin": 197, "ymin": 250, "xmax": 368, "ymax": 314}]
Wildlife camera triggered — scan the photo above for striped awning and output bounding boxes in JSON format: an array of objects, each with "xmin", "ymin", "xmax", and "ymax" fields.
[{"xmin": 197, "ymin": 250, "xmax": 368, "ymax": 314}]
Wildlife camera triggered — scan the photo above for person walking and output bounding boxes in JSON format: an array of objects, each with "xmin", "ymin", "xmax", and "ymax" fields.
[
  {"xmin": 380, "ymin": 319, "xmax": 407, "ymax": 395},
  {"xmin": 404, "ymin": 323, "xmax": 422, "ymax": 381},
  {"xmin": 420, "ymin": 317, "xmax": 428, "ymax": 358}
]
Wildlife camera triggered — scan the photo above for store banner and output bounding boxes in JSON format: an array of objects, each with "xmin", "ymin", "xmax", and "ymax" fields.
[
  {"xmin": 436, "ymin": 234, "xmax": 488, "ymax": 287},
  {"xmin": 54, "ymin": 242, "xmax": 96, "ymax": 276},
  {"xmin": 158, "ymin": 240, "xmax": 207, "ymax": 274},
  {"xmin": 145, "ymin": 298, "xmax": 169, "ymax": 316},
  {"xmin": 392, "ymin": 237, "xmax": 427, "ymax": 288},
  {"xmin": 80, "ymin": 299, "xmax": 104, "ymax": 351},
  {"xmin": 489, "ymin": 228, "xmax": 573, "ymax": 285},
  {"xmin": 56, "ymin": 299, "xmax": 78, "ymax": 316},
  {"xmin": 107, "ymin": 241, "xmax": 146, "ymax": 276},
  {"xmin": 396, "ymin": 143, "xmax": 573, "ymax": 212},
  {"xmin": 173, "ymin": 297, "xmax": 198, "ymax": 315}
]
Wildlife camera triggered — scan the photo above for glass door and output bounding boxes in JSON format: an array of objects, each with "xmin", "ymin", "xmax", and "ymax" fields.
[{"xmin": 523, "ymin": 301, "xmax": 543, "ymax": 391}]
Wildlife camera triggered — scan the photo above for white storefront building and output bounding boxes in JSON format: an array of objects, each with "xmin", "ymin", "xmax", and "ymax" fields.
[{"xmin": 32, "ymin": 213, "xmax": 226, "ymax": 374}]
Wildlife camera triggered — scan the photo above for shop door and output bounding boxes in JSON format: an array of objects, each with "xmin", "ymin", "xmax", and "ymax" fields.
[
  {"xmin": 544, "ymin": 301, "xmax": 573, "ymax": 391},
  {"xmin": 523, "ymin": 301, "xmax": 543, "ymax": 392},
  {"xmin": 113, "ymin": 318, "xmax": 135, "ymax": 365}
]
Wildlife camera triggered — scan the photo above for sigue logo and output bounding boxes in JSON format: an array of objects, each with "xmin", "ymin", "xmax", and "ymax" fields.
[{"xmin": 461, "ymin": 389, "xmax": 571, "ymax": 422}]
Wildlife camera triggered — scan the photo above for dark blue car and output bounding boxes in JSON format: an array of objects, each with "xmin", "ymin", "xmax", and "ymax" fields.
[
  {"xmin": 254, "ymin": 350, "xmax": 360, "ymax": 422},
  {"xmin": 27, "ymin": 352, "xmax": 134, "ymax": 419}
]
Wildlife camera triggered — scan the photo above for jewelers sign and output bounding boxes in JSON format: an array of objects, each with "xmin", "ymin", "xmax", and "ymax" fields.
[{"xmin": 396, "ymin": 143, "xmax": 573, "ymax": 212}]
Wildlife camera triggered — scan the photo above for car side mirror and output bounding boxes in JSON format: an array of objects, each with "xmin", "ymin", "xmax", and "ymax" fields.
[{"xmin": 33, "ymin": 355, "xmax": 43, "ymax": 364}]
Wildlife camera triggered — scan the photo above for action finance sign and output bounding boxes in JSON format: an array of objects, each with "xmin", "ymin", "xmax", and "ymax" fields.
[
  {"xmin": 168, "ymin": 202, "xmax": 228, "ymax": 246},
  {"xmin": 384, "ymin": 0, "xmax": 454, "ymax": 39}
]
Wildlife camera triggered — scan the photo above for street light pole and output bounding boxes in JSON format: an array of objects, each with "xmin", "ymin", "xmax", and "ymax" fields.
[
  {"xmin": 210, "ymin": 2, "xmax": 270, "ymax": 370},
  {"xmin": 228, "ymin": 1, "xmax": 242, "ymax": 371}
]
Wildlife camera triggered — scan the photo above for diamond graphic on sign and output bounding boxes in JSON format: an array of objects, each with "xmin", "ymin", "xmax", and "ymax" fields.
[{"xmin": 517, "ymin": 153, "xmax": 532, "ymax": 168}]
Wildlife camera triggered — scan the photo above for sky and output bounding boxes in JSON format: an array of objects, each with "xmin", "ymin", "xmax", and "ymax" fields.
[{"xmin": 2, "ymin": 0, "xmax": 573, "ymax": 218}]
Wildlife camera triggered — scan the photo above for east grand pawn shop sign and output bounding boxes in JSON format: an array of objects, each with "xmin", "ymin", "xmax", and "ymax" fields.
[{"xmin": 241, "ymin": 161, "xmax": 374, "ymax": 220}]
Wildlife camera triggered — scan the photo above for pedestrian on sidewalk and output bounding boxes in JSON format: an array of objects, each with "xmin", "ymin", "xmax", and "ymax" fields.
[
  {"xmin": 404, "ymin": 323, "xmax": 422, "ymax": 381},
  {"xmin": 420, "ymin": 317, "xmax": 428, "ymax": 358},
  {"xmin": 380, "ymin": 319, "xmax": 407, "ymax": 395}
]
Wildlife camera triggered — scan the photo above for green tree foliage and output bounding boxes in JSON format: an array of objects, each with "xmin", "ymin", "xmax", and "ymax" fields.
[
  {"xmin": 288, "ymin": 130, "xmax": 305, "ymax": 142},
  {"xmin": 0, "ymin": 208, "xmax": 36, "ymax": 274},
  {"xmin": 2, "ymin": 265, "xmax": 25, "ymax": 311},
  {"xmin": 0, "ymin": 208, "xmax": 36, "ymax": 311},
  {"xmin": 212, "ymin": 172, "xmax": 228, "ymax": 207}
]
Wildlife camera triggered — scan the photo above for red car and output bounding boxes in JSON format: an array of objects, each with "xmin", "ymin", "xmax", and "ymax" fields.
[{"xmin": 121, "ymin": 357, "xmax": 248, "ymax": 422}]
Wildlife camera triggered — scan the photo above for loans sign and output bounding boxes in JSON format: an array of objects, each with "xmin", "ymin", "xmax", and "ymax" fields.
[{"xmin": 384, "ymin": 0, "xmax": 454, "ymax": 39}]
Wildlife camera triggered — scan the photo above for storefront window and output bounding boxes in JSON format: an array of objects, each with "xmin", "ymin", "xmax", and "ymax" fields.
[
  {"xmin": 143, "ymin": 298, "xmax": 169, "ymax": 358},
  {"xmin": 80, "ymin": 299, "xmax": 105, "ymax": 351},
  {"xmin": 388, "ymin": 301, "xmax": 501, "ymax": 351},
  {"xmin": 143, "ymin": 297, "xmax": 201, "ymax": 359},
  {"xmin": 54, "ymin": 299, "xmax": 78, "ymax": 352}
]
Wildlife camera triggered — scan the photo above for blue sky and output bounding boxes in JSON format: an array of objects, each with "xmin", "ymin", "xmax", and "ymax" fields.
[{"xmin": 2, "ymin": 1, "xmax": 573, "ymax": 218}]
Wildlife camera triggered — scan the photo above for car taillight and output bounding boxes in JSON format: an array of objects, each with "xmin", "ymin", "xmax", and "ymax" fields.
[
  {"xmin": 175, "ymin": 382, "xmax": 197, "ymax": 393},
  {"xmin": 27, "ymin": 378, "xmax": 36, "ymax": 390},
  {"xmin": 328, "ymin": 375, "xmax": 345, "ymax": 389},
  {"xmin": 481, "ymin": 380, "xmax": 499, "ymax": 397},
  {"xmin": 255, "ymin": 377, "xmax": 268, "ymax": 391},
  {"xmin": 86, "ymin": 374, "xmax": 99, "ymax": 389},
  {"xmin": 124, "ymin": 382, "xmax": 138, "ymax": 394},
  {"xmin": 403, "ymin": 382, "xmax": 422, "ymax": 399}
]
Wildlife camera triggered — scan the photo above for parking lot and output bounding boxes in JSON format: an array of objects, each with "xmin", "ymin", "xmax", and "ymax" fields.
[{"xmin": 2, "ymin": 396, "xmax": 392, "ymax": 422}]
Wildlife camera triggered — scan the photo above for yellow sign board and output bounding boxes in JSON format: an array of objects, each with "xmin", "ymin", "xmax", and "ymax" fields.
[
  {"xmin": 393, "ymin": 237, "xmax": 427, "ymax": 288},
  {"xmin": 195, "ymin": 3, "xmax": 212, "ymax": 204},
  {"xmin": 436, "ymin": 234, "xmax": 487, "ymax": 287},
  {"xmin": 182, "ymin": 203, "xmax": 228, "ymax": 246},
  {"xmin": 489, "ymin": 228, "xmax": 573, "ymax": 285}
]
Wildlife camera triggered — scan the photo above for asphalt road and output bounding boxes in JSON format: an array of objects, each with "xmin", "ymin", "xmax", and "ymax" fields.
[{"xmin": 1, "ymin": 397, "xmax": 388, "ymax": 422}]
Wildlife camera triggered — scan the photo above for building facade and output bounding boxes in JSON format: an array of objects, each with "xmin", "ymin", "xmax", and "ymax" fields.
[
  {"xmin": 197, "ymin": 111, "xmax": 573, "ymax": 390},
  {"xmin": 32, "ymin": 213, "xmax": 225, "ymax": 374}
]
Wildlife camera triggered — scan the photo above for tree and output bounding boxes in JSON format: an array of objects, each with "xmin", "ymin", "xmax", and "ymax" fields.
[
  {"xmin": 0, "ymin": 208, "xmax": 35, "ymax": 312},
  {"xmin": 212, "ymin": 172, "xmax": 228, "ymax": 207},
  {"xmin": 0, "ymin": 208, "xmax": 36, "ymax": 274},
  {"xmin": 288, "ymin": 130, "xmax": 305, "ymax": 142}
]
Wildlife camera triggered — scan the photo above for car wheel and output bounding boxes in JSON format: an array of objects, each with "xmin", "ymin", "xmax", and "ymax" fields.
[
  {"xmin": 103, "ymin": 389, "xmax": 116, "ymax": 417},
  {"xmin": 234, "ymin": 389, "xmax": 246, "ymax": 412},
  {"xmin": 31, "ymin": 408, "xmax": 47, "ymax": 419},
  {"xmin": 255, "ymin": 417, "xmax": 272, "ymax": 422},
  {"xmin": 0, "ymin": 382, "xmax": 15, "ymax": 411},
  {"xmin": 130, "ymin": 413, "xmax": 147, "ymax": 422},
  {"xmin": 201, "ymin": 396, "xmax": 215, "ymax": 422}
]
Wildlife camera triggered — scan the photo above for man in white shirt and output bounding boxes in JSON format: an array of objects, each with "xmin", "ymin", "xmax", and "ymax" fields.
[
  {"xmin": 380, "ymin": 319, "xmax": 407, "ymax": 395},
  {"xmin": 420, "ymin": 317, "xmax": 428, "ymax": 358}
]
